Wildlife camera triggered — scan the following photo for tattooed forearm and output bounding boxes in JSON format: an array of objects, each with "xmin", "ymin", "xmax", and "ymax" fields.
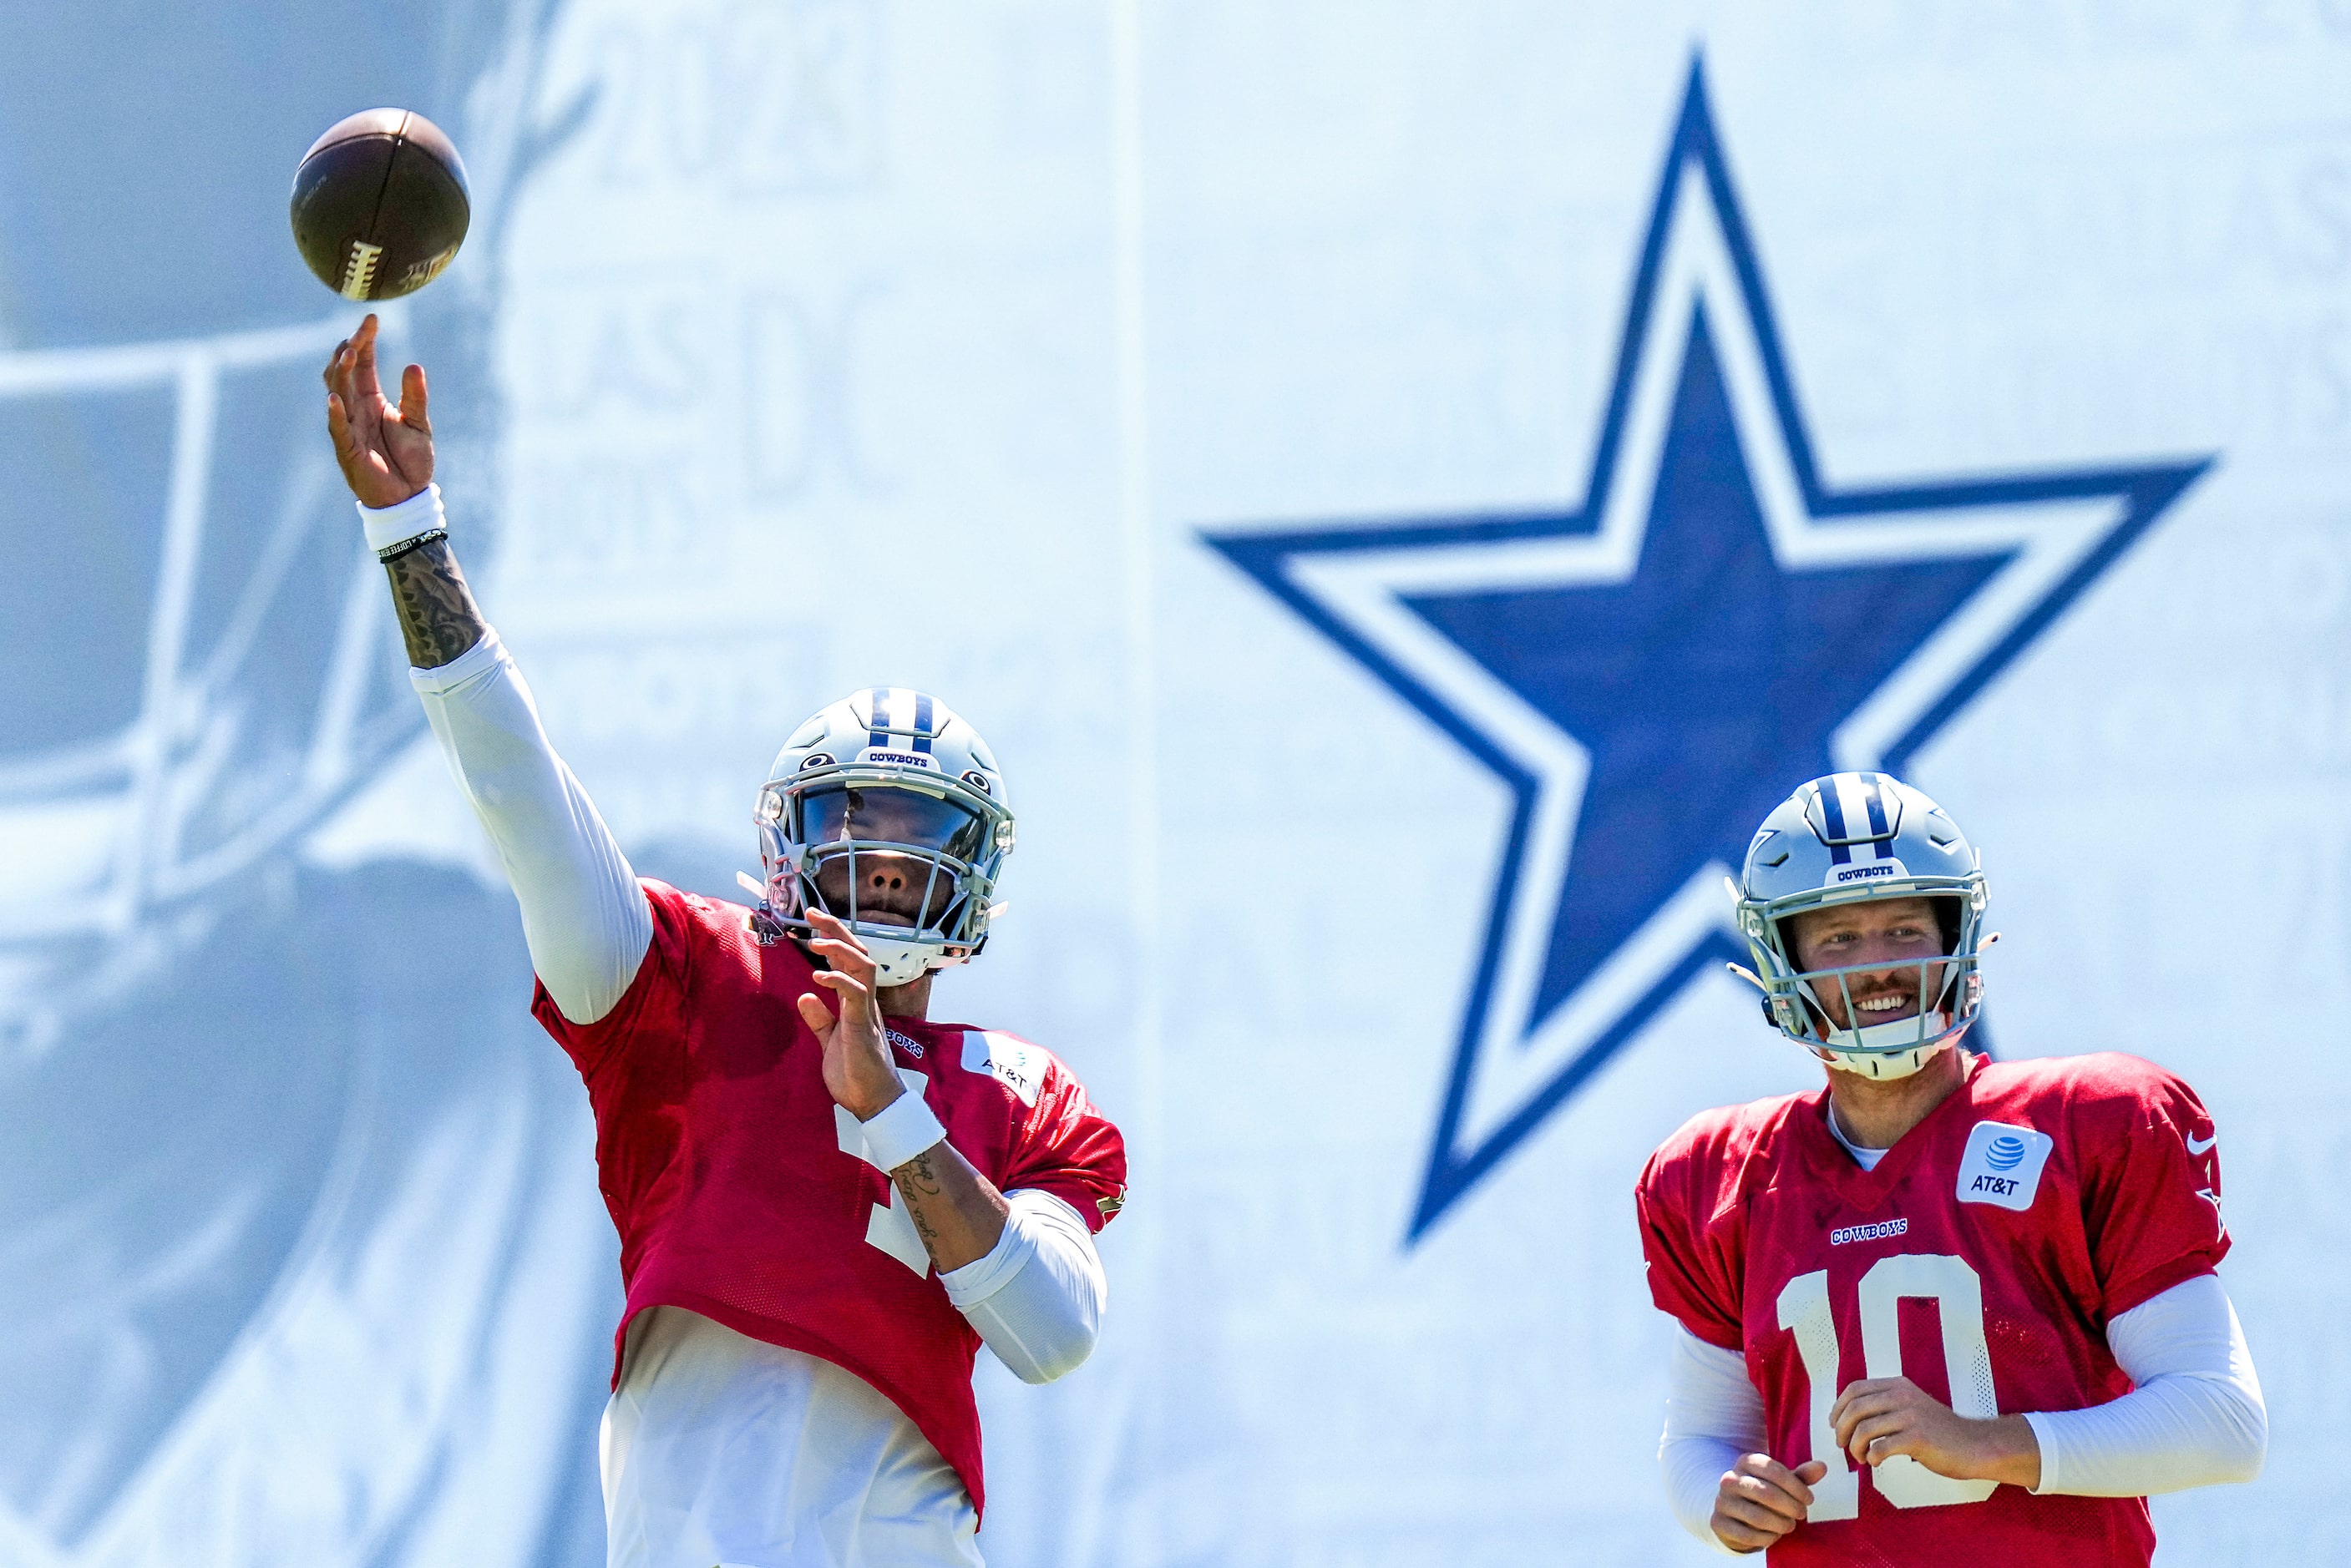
[
  {"xmin": 894, "ymin": 1155, "xmax": 946, "ymax": 1244},
  {"xmin": 897, "ymin": 1181, "xmax": 943, "ymax": 1242},
  {"xmin": 896, "ymin": 1151, "xmax": 945, "ymax": 1197},
  {"xmin": 885, "ymin": 1144, "xmax": 1006, "ymax": 1269},
  {"xmin": 383, "ymin": 538, "xmax": 489, "ymax": 669}
]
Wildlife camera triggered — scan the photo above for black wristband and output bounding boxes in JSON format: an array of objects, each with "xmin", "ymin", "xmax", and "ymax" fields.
[{"xmin": 376, "ymin": 528, "xmax": 448, "ymax": 564}]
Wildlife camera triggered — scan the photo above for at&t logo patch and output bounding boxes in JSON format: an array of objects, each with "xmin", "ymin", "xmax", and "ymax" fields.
[{"xmin": 1955, "ymin": 1120, "xmax": 2055, "ymax": 1211}]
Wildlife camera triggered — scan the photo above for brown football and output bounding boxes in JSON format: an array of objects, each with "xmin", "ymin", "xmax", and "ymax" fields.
[{"xmin": 288, "ymin": 109, "xmax": 469, "ymax": 301}]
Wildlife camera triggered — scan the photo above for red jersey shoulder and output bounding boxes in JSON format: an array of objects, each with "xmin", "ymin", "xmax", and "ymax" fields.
[
  {"xmin": 1972, "ymin": 1050, "xmax": 2213, "ymax": 1144},
  {"xmin": 1973, "ymin": 1050, "xmax": 2227, "ymax": 1315},
  {"xmin": 641, "ymin": 878, "xmax": 793, "ymax": 972},
  {"xmin": 1640, "ymin": 1089, "xmax": 1818, "ymax": 1217},
  {"xmin": 1637, "ymin": 1093, "xmax": 1816, "ymax": 1348},
  {"xmin": 936, "ymin": 1024, "xmax": 1128, "ymax": 1229}
]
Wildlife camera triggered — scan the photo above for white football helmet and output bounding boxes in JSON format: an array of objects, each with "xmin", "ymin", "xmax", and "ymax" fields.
[
  {"xmin": 752, "ymin": 686, "xmax": 1015, "ymax": 986},
  {"xmin": 1732, "ymin": 771, "xmax": 1990, "ymax": 1080}
]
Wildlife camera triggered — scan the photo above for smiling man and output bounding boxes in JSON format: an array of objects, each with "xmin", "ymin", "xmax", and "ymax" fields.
[
  {"xmin": 1635, "ymin": 772, "xmax": 2265, "ymax": 1564},
  {"xmin": 323, "ymin": 315, "xmax": 1126, "ymax": 1567}
]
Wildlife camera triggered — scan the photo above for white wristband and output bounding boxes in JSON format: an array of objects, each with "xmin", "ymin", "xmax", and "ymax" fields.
[
  {"xmin": 859, "ymin": 1089, "xmax": 947, "ymax": 1173},
  {"xmin": 359, "ymin": 483, "xmax": 446, "ymax": 554}
]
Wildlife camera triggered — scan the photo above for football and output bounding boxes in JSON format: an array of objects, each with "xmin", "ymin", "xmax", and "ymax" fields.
[{"xmin": 288, "ymin": 109, "xmax": 469, "ymax": 301}]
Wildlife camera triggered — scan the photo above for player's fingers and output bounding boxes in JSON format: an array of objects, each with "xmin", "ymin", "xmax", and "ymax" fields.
[
  {"xmin": 399, "ymin": 362, "xmax": 431, "ymax": 435},
  {"xmin": 1847, "ymin": 1412, "xmax": 1909, "ymax": 1466},
  {"xmin": 1863, "ymin": 1431, "xmax": 1922, "ymax": 1468},
  {"xmin": 325, "ymin": 393, "xmax": 355, "ymax": 460},
  {"xmin": 332, "ymin": 348, "xmax": 381, "ymax": 442},
  {"xmin": 323, "ymin": 341, "xmax": 353, "ymax": 409},
  {"xmin": 1728, "ymin": 1471, "xmax": 1809, "ymax": 1522},
  {"xmin": 1831, "ymin": 1388, "xmax": 1906, "ymax": 1449},
  {"xmin": 1827, "ymin": 1377, "xmax": 1901, "ymax": 1423},
  {"xmin": 807, "ymin": 936, "xmax": 877, "ymax": 981},
  {"xmin": 804, "ymin": 906, "xmax": 862, "ymax": 943},
  {"xmin": 352, "ymin": 314, "xmax": 383, "ymax": 397},
  {"xmin": 794, "ymin": 992, "xmax": 834, "ymax": 1033},
  {"xmin": 1793, "ymin": 1459, "xmax": 1828, "ymax": 1487},
  {"xmin": 1715, "ymin": 1489, "xmax": 1800, "ymax": 1537},
  {"xmin": 1844, "ymin": 1408, "xmax": 1905, "ymax": 1456},
  {"xmin": 1730, "ymin": 1454, "xmax": 1813, "ymax": 1508},
  {"xmin": 806, "ymin": 916, "xmax": 876, "ymax": 969},
  {"xmin": 1710, "ymin": 1513, "xmax": 1780, "ymax": 1552},
  {"xmin": 805, "ymin": 919, "xmax": 869, "ymax": 954},
  {"xmin": 807, "ymin": 905, "xmax": 865, "ymax": 936},
  {"xmin": 808, "ymin": 968, "xmax": 870, "ymax": 1002}
]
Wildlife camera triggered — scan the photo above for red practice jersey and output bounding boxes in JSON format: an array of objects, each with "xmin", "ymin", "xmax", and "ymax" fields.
[
  {"xmin": 533, "ymin": 880, "xmax": 1128, "ymax": 1519},
  {"xmin": 1636, "ymin": 1050, "xmax": 2227, "ymax": 1566}
]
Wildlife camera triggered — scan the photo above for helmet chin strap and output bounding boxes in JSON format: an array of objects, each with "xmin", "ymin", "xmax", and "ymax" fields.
[
  {"xmin": 856, "ymin": 931, "xmax": 965, "ymax": 988},
  {"xmin": 1811, "ymin": 1013, "xmax": 1969, "ymax": 1080}
]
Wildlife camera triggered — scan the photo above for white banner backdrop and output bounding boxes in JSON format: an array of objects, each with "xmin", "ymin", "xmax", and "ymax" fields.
[{"xmin": 3, "ymin": 3, "xmax": 2344, "ymax": 1565}]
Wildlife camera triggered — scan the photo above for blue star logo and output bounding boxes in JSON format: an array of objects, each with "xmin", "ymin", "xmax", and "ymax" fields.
[{"xmin": 1203, "ymin": 61, "xmax": 2209, "ymax": 1242}]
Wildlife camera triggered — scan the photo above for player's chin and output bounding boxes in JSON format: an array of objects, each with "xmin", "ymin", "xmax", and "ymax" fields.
[{"xmin": 812, "ymin": 897, "xmax": 920, "ymax": 929}]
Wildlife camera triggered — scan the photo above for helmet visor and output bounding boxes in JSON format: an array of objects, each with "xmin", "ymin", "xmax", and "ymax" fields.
[{"xmin": 795, "ymin": 785, "xmax": 991, "ymax": 862}]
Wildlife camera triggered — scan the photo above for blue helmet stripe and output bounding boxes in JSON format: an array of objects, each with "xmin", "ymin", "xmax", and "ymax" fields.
[
  {"xmin": 913, "ymin": 690, "xmax": 934, "ymax": 753},
  {"xmin": 867, "ymin": 686, "xmax": 889, "ymax": 751},
  {"xmin": 1858, "ymin": 771, "xmax": 1897, "ymax": 858},
  {"xmin": 1858, "ymin": 771, "xmax": 1889, "ymax": 836},
  {"xmin": 1816, "ymin": 776, "xmax": 1853, "ymax": 864}
]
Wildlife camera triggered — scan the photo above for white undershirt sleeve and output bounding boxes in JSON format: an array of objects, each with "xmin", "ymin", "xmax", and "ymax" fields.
[
  {"xmin": 939, "ymin": 1190, "xmax": 1107, "ymax": 1385},
  {"xmin": 1659, "ymin": 1323, "xmax": 1765, "ymax": 1554},
  {"xmin": 409, "ymin": 628, "xmax": 654, "ymax": 1024},
  {"xmin": 2024, "ymin": 1273, "xmax": 2267, "ymax": 1496}
]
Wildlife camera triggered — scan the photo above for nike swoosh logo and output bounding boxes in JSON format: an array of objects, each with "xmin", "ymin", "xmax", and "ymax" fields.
[{"xmin": 2187, "ymin": 1132, "xmax": 2218, "ymax": 1156}]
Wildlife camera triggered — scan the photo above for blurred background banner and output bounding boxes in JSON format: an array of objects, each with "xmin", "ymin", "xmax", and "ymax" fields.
[{"xmin": 1, "ymin": 3, "xmax": 2343, "ymax": 1565}]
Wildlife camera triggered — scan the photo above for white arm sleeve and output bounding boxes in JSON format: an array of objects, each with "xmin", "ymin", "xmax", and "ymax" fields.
[
  {"xmin": 939, "ymin": 1190, "xmax": 1107, "ymax": 1385},
  {"xmin": 410, "ymin": 629, "xmax": 654, "ymax": 1024},
  {"xmin": 1659, "ymin": 1323, "xmax": 1765, "ymax": 1553},
  {"xmin": 2025, "ymin": 1273, "xmax": 2267, "ymax": 1496}
]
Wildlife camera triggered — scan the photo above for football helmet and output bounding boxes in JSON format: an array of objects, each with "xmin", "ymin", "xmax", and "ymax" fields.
[
  {"xmin": 752, "ymin": 686, "xmax": 1015, "ymax": 987},
  {"xmin": 1731, "ymin": 771, "xmax": 1989, "ymax": 1080}
]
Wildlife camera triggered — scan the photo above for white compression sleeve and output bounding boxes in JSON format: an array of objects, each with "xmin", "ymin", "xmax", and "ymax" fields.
[
  {"xmin": 1659, "ymin": 1324, "xmax": 1764, "ymax": 1553},
  {"xmin": 411, "ymin": 630, "xmax": 654, "ymax": 1024},
  {"xmin": 939, "ymin": 1190, "xmax": 1107, "ymax": 1385},
  {"xmin": 2025, "ymin": 1274, "xmax": 2267, "ymax": 1496}
]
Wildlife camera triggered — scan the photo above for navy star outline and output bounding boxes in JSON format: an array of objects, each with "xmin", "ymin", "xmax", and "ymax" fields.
[{"xmin": 1203, "ymin": 59, "xmax": 2212, "ymax": 1242}]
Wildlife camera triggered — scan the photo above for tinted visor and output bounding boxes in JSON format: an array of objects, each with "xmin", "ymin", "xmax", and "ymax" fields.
[{"xmin": 796, "ymin": 785, "xmax": 990, "ymax": 862}]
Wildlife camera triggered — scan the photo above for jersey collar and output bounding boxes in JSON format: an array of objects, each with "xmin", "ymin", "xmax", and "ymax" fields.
[{"xmin": 1802, "ymin": 1047, "xmax": 1986, "ymax": 1198}]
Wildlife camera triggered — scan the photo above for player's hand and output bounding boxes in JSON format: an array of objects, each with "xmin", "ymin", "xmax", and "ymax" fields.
[
  {"xmin": 1829, "ymin": 1376, "xmax": 2041, "ymax": 1490},
  {"xmin": 797, "ymin": 908, "xmax": 908, "ymax": 1122},
  {"xmin": 322, "ymin": 312, "xmax": 433, "ymax": 508},
  {"xmin": 1710, "ymin": 1454, "xmax": 1827, "ymax": 1553}
]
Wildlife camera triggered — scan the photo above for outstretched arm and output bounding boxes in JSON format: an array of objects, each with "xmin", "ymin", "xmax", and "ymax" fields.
[
  {"xmin": 385, "ymin": 537, "xmax": 488, "ymax": 670},
  {"xmin": 323, "ymin": 314, "xmax": 488, "ymax": 670},
  {"xmin": 323, "ymin": 316, "xmax": 651, "ymax": 1023}
]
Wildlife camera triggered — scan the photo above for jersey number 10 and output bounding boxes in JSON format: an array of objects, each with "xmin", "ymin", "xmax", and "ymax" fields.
[{"xmin": 1777, "ymin": 1253, "xmax": 2002, "ymax": 1519}]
